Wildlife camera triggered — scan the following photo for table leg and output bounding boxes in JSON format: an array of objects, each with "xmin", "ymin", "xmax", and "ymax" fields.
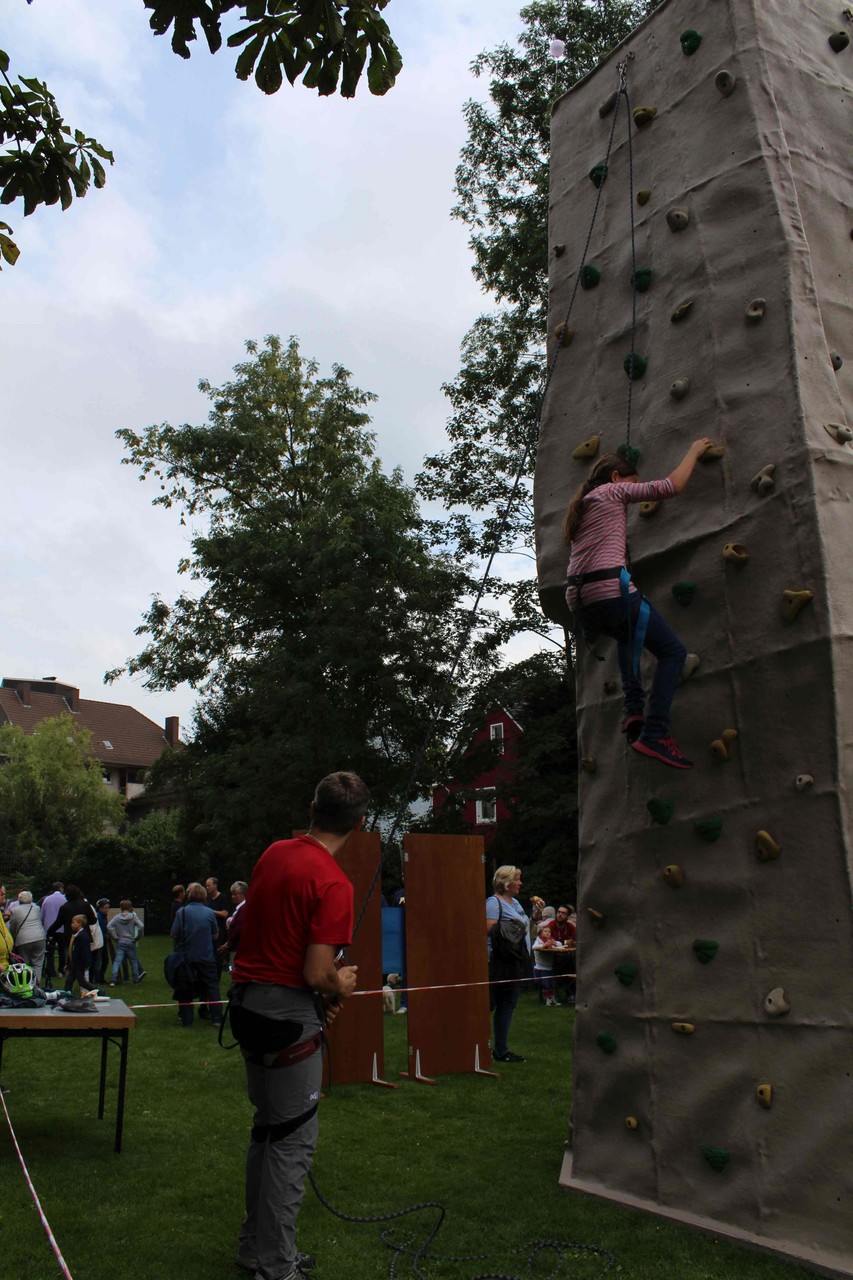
[
  {"xmin": 99, "ymin": 1034, "xmax": 108, "ymax": 1119},
  {"xmin": 115, "ymin": 1029, "xmax": 129, "ymax": 1153}
]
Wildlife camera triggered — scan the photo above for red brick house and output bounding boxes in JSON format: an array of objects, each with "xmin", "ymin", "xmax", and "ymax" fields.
[
  {"xmin": 431, "ymin": 706, "xmax": 523, "ymax": 848},
  {"xmin": 0, "ymin": 676, "xmax": 181, "ymax": 808}
]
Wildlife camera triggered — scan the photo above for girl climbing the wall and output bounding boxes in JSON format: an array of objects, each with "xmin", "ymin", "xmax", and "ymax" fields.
[{"xmin": 564, "ymin": 439, "xmax": 713, "ymax": 769}]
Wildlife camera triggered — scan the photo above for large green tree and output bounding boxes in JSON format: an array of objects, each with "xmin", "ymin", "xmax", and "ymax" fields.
[
  {"xmin": 110, "ymin": 335, "xmax": 491, "ymax": 868},
  {"xmin": 0, "ymin": 715, "xmax": 126, "ymax": 876},
  {"xmin": 1, "ymin": 2, "xmax": 401, "ymax": 268},
  {"xmin": 416, "ymin": 0, "xmax": 654, "ymax": 645}
]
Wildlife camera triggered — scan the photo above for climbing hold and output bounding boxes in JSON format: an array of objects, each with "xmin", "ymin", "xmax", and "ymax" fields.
[
  {"xmin": 671, "ymin": 298, "xmax": 694, "ymax": 323},
  {"xmin": 580, "ymin": 264, "xmax": 601, "ymax": 289},
  {"xmin": 588, "ymin": 164, "xmax": 608, "ymax": 189},
  {"xmin": 745, "ymin": 298, "xmax": 766, "ymax": 323},
  {"xmin": 764, "ymin": 987, "xmax": 790, "ymax": 1017},
  {"xmin": 581, "ymin": 757, "xmax": 598, "ymax": 774},
  {"xmin": 755, "ymin": 830, "xmax": 781, "ymax": 861},
  {"xmin": 597, "ymin": 1031, "xmax": 618, "ymax": 1054},
  {"xmin": 692, "ymin": 939, "xmax": 719, "ymax": 965},
  {"xmin": 710, "ymin": 728, "xmax": 738, "ymax": 761},
  {"xmin": 829, "ymin": 30, "xmax": 851, "ymax": 52},
  {"xmin": 623, "ymin": 353, "xmax": 648, "ymax": 380},
  {"xmin": 639, "ymin": 500, "xmax": 661, "ymax": 518},
  {"xmin": 715, "ymin": 69, "xmax": 737, "ymax": 96},
  {"xmin": 647, "ymin": 798, "xmax": 674, "ymax": 824},
  {"xmin": 723, "ymin": 542, "xmax": 749, "ymax": 565},
  {"xmin": 782, "ymin": 589, "xmax": 814, "ymax": 622},
  {"xmin": 794, "ymin": 773, "xmax": 814, "ymax": 792},
  {"xmin": 681, "ymin": 653, "xmax": 700, "ymax": 680},
  {"xmin": 554, "ymin": 323, "xmax": 574, "ymax": 347},
  {"xmin": 672, "ymin": 1022, "xmax": 695, "ymax": 1035},
  {"xmin": 663, "ymin": 864, "xmax": 685, "ymax": 887},
  {"xmin": 615, "ymin": 962, "xmax": 639, "ymax": 987},
  {"xmin": 666, "ymin": 206, "xmax": 690, "ymax": 232},
  {"xmin": 636, "ymin": 188, "xmax": 651, "ymax": 206},
  {"xmin": 599, "ymin": 90, "xmax": 618, "ymax": 117},
  {"xmin": 587, "ymin": 908, "xmax": 605, "ymax": 925},
  {"xmin": 702, "ymin": 1146, "xmax": 731, "ymax": 1173},
  {"xmin": 831, "ymin": 352, "xmax": 843, "ymax": 371},
  {"xmin": 625, "ymin": 1116, "xmax": 639, "ymax": 1131},
  {"xmin": 694, "ymin": 817, "xmax": 723, "ymax": 843},
  {"xmin": 751, "ymin": 464, "xmax": 776, "ymax": 495},
  {"xmin": 825, "ymin": 421, "xmax": 853, "ymax": 445},
  {"xmin": 617, "ymin": 443, "xmax": 641, "ymax": 467},
  {"xmin": 700, "ymin": 445, "xmax": 725, "ymax": 462},
  {"xmin": 633, "ymin": 106, "xmax": 657, "ymax": 127},
  {"xmin": 672, "ymin": 581, "xmax": 696, "ymax": 606},
  {"xmin": 572, "ymin": 434, "xmax": 600, "ymax": 459},
  {"xmin": 632, "ymin": 267, "xmax": 653, "ymax": 292},
  {"xmin": 603, "ymin": 680, "xmax": 619, "ymax": 695},
  {"xmin": 756, "ymin": 1084, "xmax": 773, "ymax": 1110},
  {"xmin": 670, "ymin": 377, "xmax": 690, "ymax": 401},
  {"xmin": 680, "ymin": 29, "xmax": 702, "ymax": 55},
  {"xmin": 553, "ymin": 243, "xmax": 566, "ymax": 257}
]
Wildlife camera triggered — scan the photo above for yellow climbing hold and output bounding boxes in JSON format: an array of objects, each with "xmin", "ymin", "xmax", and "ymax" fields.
[
  {"xmin": 825, "ymin": 422, "xmax": 853, "ymax": 445},
  {"xmin": 581, "ymin": 757, "xmax": 598, "ymax": 774},
  {"xmin": 745, "ymin": 297, "xmax": 766, "ymax": 323},
  {"xmin": 636, "ymin": 189, "xmax": 651, "ymax": 206},
  {"xmin": 603, "ymin": 680, "xmax": 619, "ymax": 695},
  {"xmin": 764, "ymin": 988, "xmax": 790, "ymax": 1017},
  {"xmin": 625, "ymin": 1116, "xmax": 639, "ymax": 1131},
  {"xmin": 672, "ymin": 1022, "xmax": 695, "ymax": 1035},
  {"xmin": 794, "ymin": 773, "xmax": 814, "ymax": 792},
  {"xmin": 782, "ymin": 589, "xmax": 814, "ymax": 622},
  {"xmin": 633, "ymin": 106, "xmax": 657, "ymax": 127},
  {"xmin": 751, "ymin": 464, "xmax": 776, "ymax": 495},
  {"xmin": 755, "ymin": 830, "xmax": 781, "ymax": 861},
  {"xmin": 639, "ymin": 500, "xmax": 661, "ymax": 517},
  {"xmin": 572, "ymin": 435, "xmax": 600, "ymax": 460},
  {"xmin": 670, "ymin": 377, "xmax": 690, "ymax": 401},
  {"xmin": 554, "ymin": 323, "xmax": 575, "ymax": 347},
  {"xmin": 723, "ymin": 542, "xmax": 749, "ymax": 565},
  {"xmin": 663, "ymin": 864, "xmax": 685, "ymax": 887},
  {"xmin": 756, "ymin": 1084, "xmax": 773, "ymax": 1109},
  {"xmin": 587, "ymin": 907, "xmax": 605, "ymax": 925},
  {"xmin": 710, "ymin": 728, "xmax": 738, "ymax": 761},
  {"xmin": 671, "ymin": 298, "xmax": 694, "ymax": 323},
  {"xmin": 666, "ymin": 207, "xmax": 690, "ymax": 232},
  {"xmin": 699, "ymin": 444, "xmax": 725, "ymax": 462}
]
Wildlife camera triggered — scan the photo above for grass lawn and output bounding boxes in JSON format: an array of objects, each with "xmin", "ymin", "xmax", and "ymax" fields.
[{"xmin": 1, "ymin": 938, "xmax": 814, "ymax": 1280}]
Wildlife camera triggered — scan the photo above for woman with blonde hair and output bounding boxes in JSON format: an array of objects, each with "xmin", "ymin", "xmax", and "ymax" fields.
[
  {"xmin": 8, "ymin": 891, "xmax": 47, "ymax": 983},
  {"xmin": 486, "ymin": 866, "xmax": 531, "ymax": 1063}
]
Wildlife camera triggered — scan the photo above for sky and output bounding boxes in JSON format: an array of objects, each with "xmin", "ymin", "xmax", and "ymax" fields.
[{"xmin": 1, "ymin": 0, "xmax": 549, "ymax": 736}]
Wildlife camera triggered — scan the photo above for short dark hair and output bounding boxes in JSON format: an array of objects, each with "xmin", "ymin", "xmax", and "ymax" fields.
[{"xmin": 311, "ymin": 771, "xmax": 370, "ymax": 835}]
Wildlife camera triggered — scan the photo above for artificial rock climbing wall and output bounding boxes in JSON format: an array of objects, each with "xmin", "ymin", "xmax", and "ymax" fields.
[{"xmin": 534, "ymin": 0, "xmax": 853, "ymax": 1274}]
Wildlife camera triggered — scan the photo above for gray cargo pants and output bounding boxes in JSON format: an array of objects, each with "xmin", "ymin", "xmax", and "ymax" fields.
[{"xmin": 237, "ymin": 985, "xmax": 323, "ymax": 1279}]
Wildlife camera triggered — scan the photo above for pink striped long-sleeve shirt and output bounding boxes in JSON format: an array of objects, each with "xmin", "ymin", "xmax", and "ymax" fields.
[{"xmin": 565, "ymin": 478, "xmax": 676, "ymax": 609}]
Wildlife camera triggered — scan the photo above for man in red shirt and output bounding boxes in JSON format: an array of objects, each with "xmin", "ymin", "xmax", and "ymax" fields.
[{"xmin": 231, "ymin": 772, "xmax": 369, "ymax": 1280}]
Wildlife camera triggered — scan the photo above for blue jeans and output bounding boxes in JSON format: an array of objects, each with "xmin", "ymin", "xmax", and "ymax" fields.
[
  {"xmin": 492, "ymin": 982, "xmax": 520, "ymax": 1057},
  {"xmin": 111, "ymin": 941, "xmax": 142, "ymax": 983},
  {"xmin": 580, "ymin": 593, "xmax": 687, "ymax": 740}
]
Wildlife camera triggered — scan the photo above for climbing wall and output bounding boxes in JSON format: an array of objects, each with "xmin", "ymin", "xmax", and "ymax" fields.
[{"xmin": 534, "ymin": 0, "xmax": 853, "ymax": 1274}]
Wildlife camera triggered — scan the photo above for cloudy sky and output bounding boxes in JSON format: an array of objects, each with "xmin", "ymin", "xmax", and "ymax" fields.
[{"xmin": 2, "ymin": 0, "xmax": 548, "ymax": 735}]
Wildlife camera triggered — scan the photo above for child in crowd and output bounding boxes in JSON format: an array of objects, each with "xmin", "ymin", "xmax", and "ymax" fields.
[
  {"xmin": 564, "ymin": 438, "xmax": 713, "ymax": 769},
  {"xmin": 108, "ymin": 900, "xmax": 146, "ymax": 986},
  {"xmin": 65, "ymin": 914, "xmax": 96, "ymax": 994},
  {"xmin": 533, "ymin": 922, "xmax": 559, "ymax": 1006}
]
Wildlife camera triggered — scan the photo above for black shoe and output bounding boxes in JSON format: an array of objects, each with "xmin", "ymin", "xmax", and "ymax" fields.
[{"xmin": 493, "ymin": 1051, "xmax": 526, "ymax": 1063}]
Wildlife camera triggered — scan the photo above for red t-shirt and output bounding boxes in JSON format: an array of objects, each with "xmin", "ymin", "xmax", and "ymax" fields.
[{"xmin": 232, "ymin": 835, "xmax": 354, "ymax": 988}]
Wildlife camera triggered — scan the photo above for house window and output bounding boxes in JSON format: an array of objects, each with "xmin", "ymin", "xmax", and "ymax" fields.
[
  {"xmin": 476, "ymin": 788, "xmax": 497, "ymax": 824},
  {"xmin": 103, "ymin": 740, "xmax": 114, "ymax": 750},
  {"xmin": 490, "ymin": 722, "xmax": 505, "ymax": 754}
]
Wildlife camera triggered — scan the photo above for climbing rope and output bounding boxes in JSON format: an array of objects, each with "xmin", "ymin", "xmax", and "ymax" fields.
[
  {"xmin": 623, "ymin": 72, "xmax": 638, "ymax": 453},
  {"xmin": 352, "ymin": 60, "xmax": 634, "ymax": 941}
]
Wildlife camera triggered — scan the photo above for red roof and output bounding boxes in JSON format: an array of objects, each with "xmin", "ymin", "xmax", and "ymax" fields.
[{"xmin": 0, "ymin": 679, "xmax": 177, "ymax": 768}]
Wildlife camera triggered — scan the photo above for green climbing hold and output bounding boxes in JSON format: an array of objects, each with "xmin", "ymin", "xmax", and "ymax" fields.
[
  {"xmin": 615, "ymin": 962, "xmax": 639, "ymax": 987},
  {"xmin": 623, "ymin": 353, "xmax": 648, "ymax": 380},
  {"xmin": 694, "ymin": 817, "xmax": 723, "ymax": 843},
  {"xmin": 702, "ymin": 1146, "xmax": 731, "ymax": 1173},
  {"xmin": 647, "ymin": 798, "xmax": 674, "ymax": 825},
  {"xmin": 672, "ymin": 581, "xmax": 696, "ymax": 607},
  {"xmin": 589, "ymin": 163, "xmax": 608, "ymax": 188},
  {"xmin": 693, "ymin": 939, "xmax": 719, "ymax": 964},
  {"xmin": 617, "ymin": 443, "xmax": 641, "ymax": 468},
  {"xmin": 680, "ymin": 29, "xmax": 702, "ymax": 55},
  {"xmin": 597, "ymin": 1031, "xmax": 618, "ymax": 1054},
  {"xmin": 632, "ymin": 267, "xmax": 652, "ymax": 292},
  {"xmin": 580, "ymin": 264, "xmax": 601, "ymax": 289}
]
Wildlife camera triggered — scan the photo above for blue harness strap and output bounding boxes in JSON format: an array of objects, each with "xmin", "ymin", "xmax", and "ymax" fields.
[{"xmin": 620, "ymin": 568, "xmax": 650, "ymax": 678}]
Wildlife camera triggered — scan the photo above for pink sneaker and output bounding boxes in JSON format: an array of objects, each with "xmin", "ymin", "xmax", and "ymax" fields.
[{"xmin": 631, "ymin": 735, "xmax": 694, "ymax": 769}]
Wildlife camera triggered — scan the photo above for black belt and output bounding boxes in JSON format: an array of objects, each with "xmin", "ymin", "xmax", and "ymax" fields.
[{"xmin": 566, "ymin": 566, "xmax": 624, "ymax": 587}]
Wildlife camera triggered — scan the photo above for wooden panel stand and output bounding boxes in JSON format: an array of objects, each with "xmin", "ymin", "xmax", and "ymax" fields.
[{"xmin": 400, "ymin": 834, "xmax": 497, "ymax": 1082}]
